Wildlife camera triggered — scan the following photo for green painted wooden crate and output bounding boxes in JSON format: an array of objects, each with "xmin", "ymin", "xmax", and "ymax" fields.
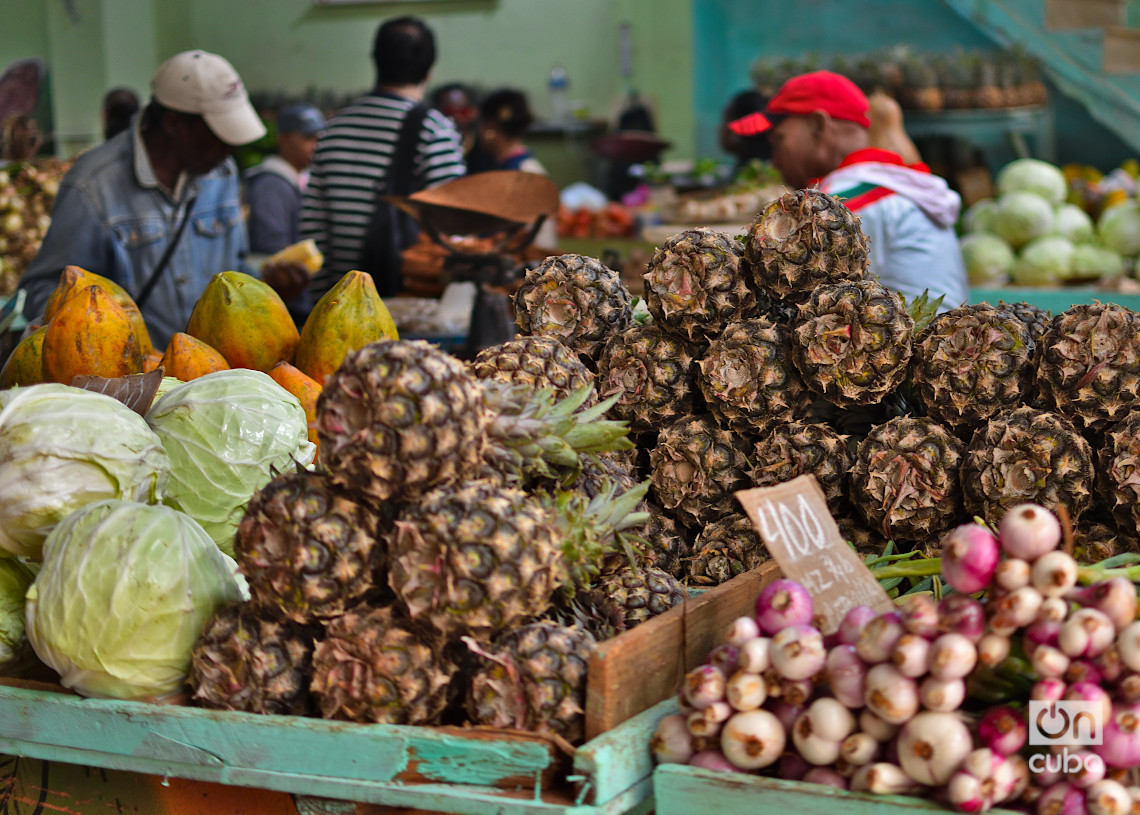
[
  {"xmin": 969, "ymin": 285, "xmax": 1140, "ymax": 312},
  {"xmin": 0, "ymin": 681, "xmax": 672, "ymax": 814}
]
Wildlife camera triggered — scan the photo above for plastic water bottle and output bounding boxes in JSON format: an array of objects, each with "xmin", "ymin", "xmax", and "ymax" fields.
[{"xmin": 548, "ymin": 65, "xmax": 569, "ymax": 123}]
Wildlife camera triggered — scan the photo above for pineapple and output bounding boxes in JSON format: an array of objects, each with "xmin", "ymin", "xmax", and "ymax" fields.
[
  {"xmin": 631, "ymin": 503, "xmax": 695, "ymax": 578},
  {"xmin": 466, "ymin": 621, "xmax": 595, "ymax": 743},
  {"xmin": 973, "ymin": 55, "xmax": 1005, "ymax": 109},
  {"xmin": 234, "ymin": 469, "xmax": 389, "ymax": 624},
  {"xmin": 899, "ymin": 56, "xmax": 944, "ymax": 111},
  {"xmin": 586, "ymin": 565, "xmax": 687, "ymax": 630},
  {"xmin": 697, "ymin": 318, "xmax": 811, "ymax": 435},
  {"xmin": 1100, "ymin": 410, "xmax": 1140, "ymax": 538},
  {"xmin": 910, "ymin": 304, "xmax": 1036, "ymax": 429},
  {"xmin": 513, "ymin": 254, "xmax": 633, "ymax": 365},
  {"xmin": 564, "ymin": 452, "xmax": 638, "ymax": 499},
  {"xmin": 961, "ymin": 406, "xmax": 1095, "ymax": 525},
  {"xmin": 850, "ymin": 417, "xmax": 965, "ymax": 541},
  {"xmin": 317, "ymin": 340, "xmax": 489, "ymax": 503},
  {"xmin": 472, "ymin": 336, "xmax": 596, "ymax": 406},
  {"xmin": 189, "ymin": 603, "xmax": 317, "ymax": 716},
  {"xmin": 750, "ymin": 420, "xmax": 853, "ymax": 513},
  {"xmin": 310, "ymin": 605, "xmax": 452, "ymax": 725},
  {"xmin": 791, "ymin": 281, "xmax": 914, "ymax": 407},
  {"xmin": 744, "ymin": 190, "xmax": 868, "ymax": 302},
  {"xmin": 643, "ymin": 227, "xmax": 757, "ymax": 343},
  {"xmin": 597, "ymin": 323, "xmax": 699, "ymax": 435},
  {"xmin": 835, "ymin": 514, "xmax": 891, "ymax": 557},
  {"xmin": 938, "ymin": 52, "xmax": 975, "ymax": 110},
  {"xmin": 1035, "ymin": 303, "xmax": 1140, "ymax": 432},
  {"xmin": 997, "ymin": 300, "xmax": 1052, "ymax": 344},
  {"xmin": 1074, "ymin": 519, "xmax": 1139, "ymax": 563},
  {"xmin": 687, "ymin": 512, "xmax": 768, "ymax": 587},
  {"xmin": 649, "ymin": 415, "xmax": 753, "ymax": 527}
]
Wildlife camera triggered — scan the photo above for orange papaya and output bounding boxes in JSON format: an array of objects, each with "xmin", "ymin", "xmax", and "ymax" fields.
[
  {"xmin": 41, "ymin": 285, "xmax": 146, "ymax": 383},
  {"xmin": 294, "ymin": 270, "xmax": 399, "ymax": 385},
  {"xmin": 0, "ymin": 326, "xmax": 47, "ymax": 389},
  {"xmin": 269, "ymin": 360, "xmax": 322, "ymax": 456},
  {"xmin": 141, "ymin": 352, "xmax": 163, "ymax": 373},
  {"xmin": 186, "ymin": 271, "xmax": 299, "ymax": 372},
  {"xmin": 42, "ymin": 266, "xmax": 153, "ymax": 356},
  {"xmin": 159, "ymin": 333, "xmax": 231, "ymax": 381}
]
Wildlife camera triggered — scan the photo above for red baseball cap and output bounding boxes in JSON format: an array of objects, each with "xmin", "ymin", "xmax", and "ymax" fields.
[{"xmin": 728, "ymin": 71, "xmax": 870, "ymax": 136}]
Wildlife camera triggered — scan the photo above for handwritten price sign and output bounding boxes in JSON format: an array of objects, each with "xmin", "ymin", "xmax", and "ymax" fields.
[{"xmin": 736, "ymin": 474, "xmax": 893, "ymax": 634}]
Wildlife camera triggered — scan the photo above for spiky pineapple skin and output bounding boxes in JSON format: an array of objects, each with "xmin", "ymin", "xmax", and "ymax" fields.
[
  {"xmin": 997, "ymin": 300, "xmax": 1051, "ymax": 344},
  {"xmin": 792, "ymin": 281, "xmax": 914, "ymax": 407},
  {"xmin": 750, "ymin": 420, "xmax": 853, "ymax": 513},
  {"xmin": 514, "ymin": 254, "xmax": 633, "ymax": 364},
  {"xmin": 389, "ymin": 481, "xmax": 559, "ymax": 641},
  {"xmin": 1100, "ymin": 410, "xmax": 1140, "ymax": 538},
  {"xmin": 588, "ymin": 565, "xmax": 687, "ymax": 629},
  {"xmin": 189, "ymin": 603, "xmax": 317, "ymax": 716},
  {"xmin": 310, "ymin": 605, "xmax": 451, "ymax": 726},
  {"xmin": 643, "ymin": 227, "xmax": 757, "ymax": 342},
  {"xmin": 962, "ymin": 406, "xmax": 1094, "ymax": 525},
  {"xmin": 911, "ymin": 304, "xmax": 1036, "ymax": 429},
  {"xmin": 632, "ymin": 502, "xmax": 695, "ymax": 578},
  {"xmin": 472, "ymin": 336, "xmax": 596, "ymax": 406},
  {"xmin": 317, "ymin": 340, "xmax": 489, "ymax": 502},
  {"xmin": 466, "ymin": 621, "xmax": 595, "ymax": 743},
  {"xmin": 697, "ymin": 318, "xmax": 810, "ymax": 435},
  {"xmin": 745, "ymin": 189, "xmax": 868, "ymax": 301},
  {"xmin": 850, "ymin": 417, "xmax": 965, "ymax": 541},
  {"xmin": 649, "ymin": 415, "xmax": 753, "ymax": 527},
  {"xmin": 234, "ymin": 469, "xmax": 388, "ymax": 624},
  {"xmin": 1035, "ymin": 303, "xmax": 1140, "ymax": 432},
  {"xmin": 598, "ymin": 324, "xmax": 698, "ymax": 434},
  {"xmin": 687, "ymin": 512, "xmax": 769, "ymax": 586}
]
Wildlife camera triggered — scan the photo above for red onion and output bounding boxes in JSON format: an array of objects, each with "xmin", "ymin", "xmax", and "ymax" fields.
[
  {"xmin": 920, "ymin": 675, "xmax": 967, "ymax": 712},
  {"xmin": 860, "ymin": 709, "xmax": 899, "ymax": 742},
  {"xmin": 865, "ymin": 663, "xmax": 919, "ymax": 724},
  {"xmin": 827, "ymin": 644, "xmax": 867, "ymax": 709},
  {"xmin": 652, "ymin": 713, "xmax": 695, "ymax": 764},
  {"xmin": 898, "ymin": 711, "xmax": 973, "ymax": 785},
  {"xmin": 794, "ymin": 699, "xmax": 855, "ymax": 766},
  {"xmin": 948, "ymin": 748, "xmax": 1003, "ymax": 813},
  {"xmin": 842, "ymin": 731, "xmax": 879, "ymax": 766},
  {"xmin": 1040, "ymin": 597, "xmax": 1072, "ymax": 623},
  {"xmin": 803, "ymin": 767, "xmax": 848, "ymax": 789},
  {"xmin": 901, "ymin": 594, "xmax": 941, "ymax": 638},
  {"xmin": 727, "ymin": 616, "xmax": 761, "ymax": 648},
  {"xmin": 778, "ymin": 751, "xmax": 810, "ymax": 780},
  {"xmin": 979, "ymin": 706, "xmax": 1028, "ymax": 755},
  {"xmin": 1094, "ymin": 645, "xmax": 1124, "ymax": 683},
  {"xmin": 726, "ymin": 670, "xmax": 767, "ymax": 711},
  {"xmin": 1070, "ymin": 751, "xmax": 1107, "ymax": 789},
  {"xmin": 942, "ymin": 523, "xmax": 1001, "ymax": 594},
  {"xmin": 771, "ymin": 624, "xmax": 826, "ymax": 680},
  {"xmin": 940, "ymin": 595, "xmax": 987, "ymax": 642},
  {"xmin": 857, "ymin": 612, "xmax": 905, "ymax": 664},
  {"xmin": 978, "ymin": 633, "xmax": 1012, "ymax": 667},
  {"xmin": 779, "ymin": 677, "xmax": 814, "ymax": 707},
  {"xmin": 929, "ymin": 633, "xmax": 979, "ymax": 681},
  {"xmin": 1034, "ymin": 678, "xmax": 1069, "ymax": 702},
  {"xmin": 1037, "ymin": 781, "xmax": 1089, "ymax": 815},
  {"xmin": 1033, "ymin": 644, "xmax": 1073, "ymax": 680},
  {"xmin": 683, "ymin": 664, "xmax": 727, "ymax": 709},
  {"xmin": 689, "ymin": 749, "xmax": 748, "ymax": 773},
  {"xmin": 1067, "ymin": 660, "xmax": 1105, "ymax": 686},
  {"xmin": 688, "ymin": 703, "xmax": 731, "ymax": 738},
  {"xmin": 992, "ymin": 586, "xmax": 1045, "ymax": 631},
  {"xmin": 709, "ymin": 644, "xmax": 741, "ymax": 676},
  {"xmin": 1118, "ymin": 623, "xmax": 1140, "ymax": 673},
  {"xmin": 1095, "ymin": 704, "xmax": 1140, "ymax": 770},
  {"xmin": 1117, "ymin": 675, "xmax": 1140, "ymax": 705},
  {"xmin": 1028, "ymin": 620, "xmax": 1064, "ymax": 651},
  {"xmin": 1065, "ymin": 681, "xmax": 1114, "ymax": 725},
  {"xmin": 1033, "ymin": 552, "xmax": 1079, "ymax": 599},
  {"xmin": 770, "ymin": 701, "xmax": 804, "ymax": 732},
  {"xmin": 721, "ymin": 709, "xmax": 786, "ymax": 770},
  {"xmin": 839, "ymin": 605, "xmax": 877, "ymax": 645},
  {"xmin": 1070, "ymin": 579, "xmax": 1138, "ymax": 633},
  {"xmin": 893, "ymin": 633, "xmax": 933, "ymax": 678},
  {"xmin": 1086, "ymin": 779, "xmax": 1132, "ymax": 815},
  {"xmin": 999, "ymin": 503, "xmax": 1062, "ymax": 561},
  {"xmin": 756, "ymin": 579, "xmax": 814, "ymax": 635},
  {"xmin": 851, "ymin": 762, "xmax": 924, "ymax": 795},
  {"xmin": 998, "ymin": 754, "xmax": 1031, "ymax": 804},
  {"xmin": 996, "ymin": 558, "xmax": 1033, "ymax": 592},
  {"xmin": 738, "ymin": 636, "xmax": 771, "ymax": 674}
]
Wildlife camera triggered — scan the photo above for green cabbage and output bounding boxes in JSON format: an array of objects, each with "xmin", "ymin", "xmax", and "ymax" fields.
[
  {"xmin": 25, "ymin": 500, "xmax": 244, "ymax": 699},
  {"xmin": 991, "ymin": 192, "xmax": 1056, "ymax": 250},
  {"xmin": 1011, "ymin": 236, "xmax": 1075, "ymax": 286},
  {"xmin": 960, "ymin": 232, "xmax": 1015, "ymax": 286},
  {"xmin": 996, "ymin": 158, "xmax": 1068, "ymax": 205},
  {"xmin": 1053, "ymin": 203, "xmax": 1095, "ymax": 244},
  {"xmin": 0, "ymin": 559, "xmax": 37, "ymax": 674},
  {"xmin": 1098, "ymin": 201, "xmax": 1140, "ymax": 257},
  {"xmin": 0, "ymin": 384, "xmax": 170, "ymax": 558},
  {"xmin": 962, "ymin": 199, "xmax": 997, "ymax": 234},
  {"xmin": 1070, "ymin": 243, "xmax": 1127, "ymax": 281},
  {"xmin": 145, "ymin": 369, "xmax": 315, "ymax": 556},
  {"xmin": 153, "ymin": 376, "xmax": 184, "ymax": 403}
]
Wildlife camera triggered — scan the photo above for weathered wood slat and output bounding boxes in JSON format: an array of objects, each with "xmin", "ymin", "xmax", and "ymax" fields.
[
  {"xmin": 584, "ymin": 562, "xmax": 781, "ymax": 740},
  {"xmin": 573, "ymin": 699, "xmax": 673, "ymax": 804}
]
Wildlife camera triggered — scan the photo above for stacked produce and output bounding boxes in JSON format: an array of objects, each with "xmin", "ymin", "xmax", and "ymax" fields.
[
  {"xmin": 1065, "ymin": 160, "xmax": 1138, "ymax": 222},
  {"xmin": 0, "ymin": 159, "xmax": 70, "ymax": 296},
  {"xmin": 961, "ymin": 158, "xmax": 1136, "ymax": 285},
  {"xmin": 652, "ymin": 503, "xmax": 1140, "ymax": 814}
]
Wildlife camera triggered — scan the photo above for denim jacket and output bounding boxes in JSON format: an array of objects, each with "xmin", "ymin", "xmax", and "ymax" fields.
[{"xmin": 20, "ymin": 121, "xmax": 253, "ymax": 350}]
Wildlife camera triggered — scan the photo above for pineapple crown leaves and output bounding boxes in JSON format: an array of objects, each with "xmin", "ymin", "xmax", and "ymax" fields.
[{"xmin": 901, "ymin": 289, "xmax": 947, "ymax": 333}]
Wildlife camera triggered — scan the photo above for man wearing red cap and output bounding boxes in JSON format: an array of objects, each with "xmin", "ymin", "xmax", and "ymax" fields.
[{"xmin": 730, "ymin": 71, "xmax": 968, "ymax": 311}]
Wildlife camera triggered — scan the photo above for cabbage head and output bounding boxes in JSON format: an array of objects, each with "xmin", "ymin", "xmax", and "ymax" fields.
[
  {"xmin": 0, "ymin": 384, "xmax": 170, "ymax": 559},
  {"xmin": 153, "ymin": 376, "xmax": 184, "ymax": 403},
  {"xmin": 990, "ymin": 192, "xmax": 1056, "ymax": 250},
  {"xmin": 1011, "ymin": 236, "xmax": 1075, "ymax": 286},
  {"xmin": 959, "ymin": 232, "xmax": 1014, "ymax": 286},
  {"xmin": 962, "ymin": 199, "xmax": 997, "ymax": 234},
  {"xmin": 1098, "ymin": 201, "xmax": 1140, "ymax": 257},
  {"xmin": 0, "ymin": 559, "xmax": 37, "ymax": 675},
  {"xmin": 146, "ymin": 369, "xmax": 315, "ymax": 556},
  {"xmin": 1053, "ymin": 203, "xmax": 1095, "ymax": 244},
  {"xmin": 25, "ymin": 500, "xmax": 244, "ymax": 699},
  {"xmin": 997, "ymin": 158, "xmax": 1068, "ymax": 205},
  {"xmin": 1070, "ymin": 243, "xmax": 1127, "ymax": 281}
]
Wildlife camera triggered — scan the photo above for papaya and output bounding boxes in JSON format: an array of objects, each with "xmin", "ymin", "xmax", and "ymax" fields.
[
  {"xmin": 41, "ymin": 285, "xmax": 146, "ymax": 384},
  {"xmin": 186, "ymin": 271, "xmax": 299, "ymax": 372},
  {"xmin": 269, "ymin": 360, "xmax": 322, "ymax": 456},
  {"xmin": 159, "ymin": 333, "xmax": 231, "ymax": 381},
  {"xmin": 141, "ymin": 352, "xmax": 163, "ymax": 373},
  {"xmin": 42, "ymin": 266, "xmax": 153, "ymax": 356},
  {"xmin": 294, "ymin": 270, "xmax": 399, "ymax": 385},
  {"xmin": 0, "ymin": 325, "xmax": 47, "ymax": 388}
]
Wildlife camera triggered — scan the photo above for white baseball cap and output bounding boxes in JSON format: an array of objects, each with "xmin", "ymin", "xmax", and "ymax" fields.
[{"xmin": 151, "ymin": 50, "xmax": 267, "ymax": 146}]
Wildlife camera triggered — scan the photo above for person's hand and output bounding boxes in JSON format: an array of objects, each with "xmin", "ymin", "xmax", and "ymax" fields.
[{"xmin": 262, "ymin": 260, "xmax": 310, "ymax": 302}]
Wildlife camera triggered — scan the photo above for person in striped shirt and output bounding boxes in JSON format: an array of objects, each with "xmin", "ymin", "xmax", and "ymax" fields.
[
  {"xmin": 729, "ymin": 71, "xmax": 968, "ymax": 312},
  {"xmin": 300, "ymin": 16, "xmax": 466, "ymax": 300}
]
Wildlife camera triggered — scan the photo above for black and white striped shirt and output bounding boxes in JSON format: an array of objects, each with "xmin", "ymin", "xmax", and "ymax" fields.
[{"xmin": 300, "ymin": 91, "xmax": 466, "ymax": 298}]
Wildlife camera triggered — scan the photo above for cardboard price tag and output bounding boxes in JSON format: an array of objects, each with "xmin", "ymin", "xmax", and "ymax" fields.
[
  {"xmin": 736, "ymin": 474, "xmax": 894, "ymax": 633},
  {"xmin": 71, "ymin": 368, "xmax": 165, "ymax": 417}
]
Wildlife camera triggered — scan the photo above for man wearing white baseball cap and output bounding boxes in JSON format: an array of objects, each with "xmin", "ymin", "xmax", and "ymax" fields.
[{"xmin": 20, "ymin": 50, "xmax": 307, "ymax": 350}]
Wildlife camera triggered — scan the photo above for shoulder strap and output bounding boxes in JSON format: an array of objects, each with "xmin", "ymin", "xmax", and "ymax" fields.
[
  {"xmin": 384, "ymin": 104, "xmax": 431, "ymax": 197},
  {"xmin": 135, "ymin": 194, "xmax": 198, "ymax": 310}
]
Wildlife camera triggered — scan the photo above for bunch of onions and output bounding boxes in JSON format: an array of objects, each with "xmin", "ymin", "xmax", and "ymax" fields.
[{"xmin": 650, "ymin": 503, "xmax": 1140, "ymax": 815}]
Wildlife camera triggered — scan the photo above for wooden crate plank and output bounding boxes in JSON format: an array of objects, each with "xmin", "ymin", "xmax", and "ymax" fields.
[
  {"xmin": 574, "ymin": 699, "xmax": 674, "ymax": 805},
  {"xmin": 585, "ymin": 562, "xmax": 780, "ymax": 740},
  {"xmin": 1046, "ymin": 0, "xmax": 1125, "ymax": 29},
  {"xmin": 1104, "ymin": 26, "xmax": 1140, "ymax": 73}
]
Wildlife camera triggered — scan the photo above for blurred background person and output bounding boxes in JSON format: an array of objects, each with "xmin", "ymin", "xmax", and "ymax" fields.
[
  {"xmin": 101, "ymin": 86, "xmax": 139, "ymax": 141},
  {"xmin": 473, "ymin": 88, "xmax": 545, "ymax": 174},
  {"xmin": 430, "ymin": 81, "xmax": 479, "ymax": 157},
  {"xmin": 719, "ymin": 88, "xmax": 771, "ymax": 169}
]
